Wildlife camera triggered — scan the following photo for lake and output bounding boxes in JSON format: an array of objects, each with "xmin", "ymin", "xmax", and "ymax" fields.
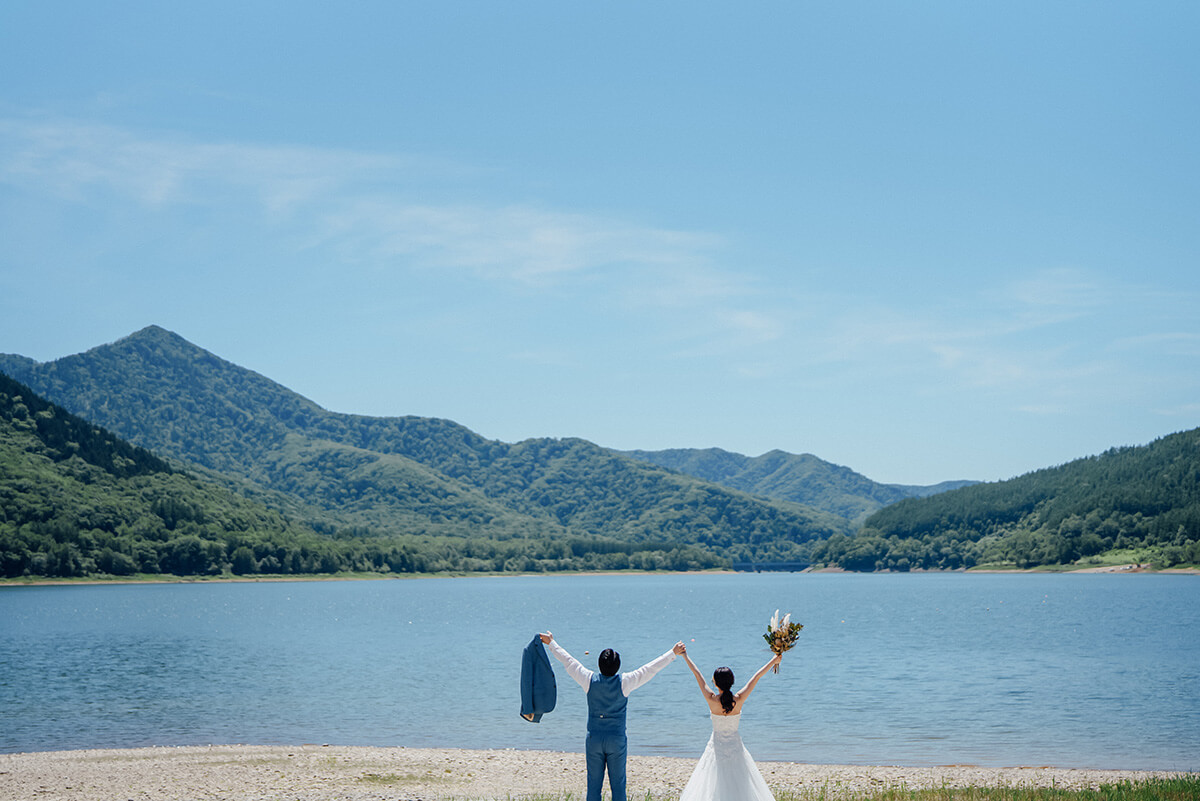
[{"xmin": 1, "ymin": 572, "xmax": 1197, "ymax": 771}]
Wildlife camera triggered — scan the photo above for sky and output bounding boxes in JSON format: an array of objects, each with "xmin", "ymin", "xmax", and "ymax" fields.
[{"xmin": 1, "ymin": 2, "xmax": 1198, "ymax": 486}]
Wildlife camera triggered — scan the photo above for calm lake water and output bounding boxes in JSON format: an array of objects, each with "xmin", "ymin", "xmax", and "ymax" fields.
[{"xmin": 1, "ymin": 573, "xmax": 1197, "ymax": 770}]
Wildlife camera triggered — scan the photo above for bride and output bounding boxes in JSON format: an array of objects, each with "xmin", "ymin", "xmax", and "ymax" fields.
[{"xmin": 677, "ymin": 644, "xmax": 782, "ymax": 801}]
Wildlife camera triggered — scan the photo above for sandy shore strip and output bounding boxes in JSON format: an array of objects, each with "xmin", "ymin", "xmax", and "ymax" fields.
[{"xmin": 1, "ymin": 745, "xmax": 1191, "ymax": 801}]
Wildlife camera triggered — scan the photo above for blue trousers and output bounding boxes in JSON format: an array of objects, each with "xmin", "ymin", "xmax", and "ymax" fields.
[{"xmin": 585, "ymin": 732, "xmax": 627, "ymax": 801}]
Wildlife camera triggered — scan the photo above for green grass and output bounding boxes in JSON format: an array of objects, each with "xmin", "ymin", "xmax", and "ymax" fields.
[
  {"xmin": 357, "ymin": 772, "xmax": 409, "ymax": 784},
  {"xmin": 769, "ymin": 776, "xmax": 1200, "ymax": 801},
  {"xmin": 480, "ymin": 777, "xmax": 1200, "ymax": 801},
  {"xmin": 356, "ymin": 768, "xmax": 456, "ymax": 786},
  {"xmin": 1072, "ymin": 548, "xmax": 1160, "ymax": 568},
  {"xmin": 967, "ymin": 563, "xmax": 1075, "ymax": 573}
]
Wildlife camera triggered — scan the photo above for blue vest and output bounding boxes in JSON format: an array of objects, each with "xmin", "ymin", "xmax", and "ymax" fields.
[{"xmin": 587, "ymin": 673, "xmax": 627, "ymax": 734}]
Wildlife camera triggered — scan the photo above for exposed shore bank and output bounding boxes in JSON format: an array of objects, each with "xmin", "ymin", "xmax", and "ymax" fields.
[
  {"xmin": 2, "ymin": 562, "xmax": 1197, "ymax": 587},
  {"xmin": 1, "ymin": 745, "xmax": 1192, "ymax": 801}
]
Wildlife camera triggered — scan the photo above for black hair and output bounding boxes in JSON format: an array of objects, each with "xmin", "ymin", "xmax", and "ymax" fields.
[
  {"xmin": 598, "ymin": 648, "xmax": 621, "ymax": 676},
  {"xmin": 713, "ymin": 667, "xmax": 735, "ymax": 713}
]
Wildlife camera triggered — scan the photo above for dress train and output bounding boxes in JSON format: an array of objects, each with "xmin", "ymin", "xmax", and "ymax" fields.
[{"xmin": 678, "ymin": 713, "xmax": 774, "ymax": 801}]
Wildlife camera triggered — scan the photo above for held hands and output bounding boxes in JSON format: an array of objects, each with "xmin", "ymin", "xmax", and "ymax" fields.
[
  {"xmin": 539, "ymin": 631, "xmax": 553, "ymax": 644},
  {"xmin": 673, "ymin": 641, "xmax": 686, "ymax": 655}
]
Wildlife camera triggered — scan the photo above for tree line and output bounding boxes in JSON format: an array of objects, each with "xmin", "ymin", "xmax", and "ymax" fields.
[{"xmin": 811, "ymin": 429, "xmax": 1200, "ymax": 571}]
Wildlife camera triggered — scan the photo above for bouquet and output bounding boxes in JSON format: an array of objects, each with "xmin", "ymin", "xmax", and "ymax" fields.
[{"xmin": 763, "ymin": 609, "xmax": 803, "ymax": 672}]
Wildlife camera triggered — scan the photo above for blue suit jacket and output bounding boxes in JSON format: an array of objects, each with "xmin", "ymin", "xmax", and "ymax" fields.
[{"xmin": 520, "ymin": 635, "xmax": 557, "ymax": 722}]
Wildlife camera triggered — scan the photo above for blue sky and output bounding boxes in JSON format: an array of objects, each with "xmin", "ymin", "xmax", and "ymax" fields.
[{"xmin": 1, "ymin": 2, "xmax": 1197, "ymax": 485}]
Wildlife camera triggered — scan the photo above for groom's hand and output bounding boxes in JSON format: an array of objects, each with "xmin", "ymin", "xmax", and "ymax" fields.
[
  {"xmin": 673, "ymin": 641, "xmax": 686, "ymax": 655},
  {"xmin": 539, "ymin": 631, "xmax": 553, "ymax": 644}
]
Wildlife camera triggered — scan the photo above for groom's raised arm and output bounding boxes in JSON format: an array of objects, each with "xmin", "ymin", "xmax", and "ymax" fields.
[
  {"xmin": 542, "ymin": 632, "xmax": 593, "ymax": 691},
  {"xmin": 621, "ymin": 641, "xmax": 684, "ymax": 695}
]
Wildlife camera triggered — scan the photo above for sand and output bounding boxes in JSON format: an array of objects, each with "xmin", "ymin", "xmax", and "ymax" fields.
[{"xmin": 0, "ymin": 745, "xmax": 1190, "ymax": 801}]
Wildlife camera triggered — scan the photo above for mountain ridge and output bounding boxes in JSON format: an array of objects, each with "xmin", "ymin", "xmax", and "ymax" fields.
[
  {"xmin": 621, "ymin": 447, "xmax": 976, "ymax": 524},
  {"xmin": 3, "ymin": 326, "xmax": 1196, "ymax": 575},
  {"xmin": 0, "ymin": 370, "xmax": 780, "ymax": 577},
  {"xmin": 0, "ymin": 326, "xmax": 848, "ymax": 563}
]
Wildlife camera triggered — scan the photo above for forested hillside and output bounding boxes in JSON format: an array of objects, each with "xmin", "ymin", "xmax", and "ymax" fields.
[
  {"xmin": 0, "ymin": 371, "xmax": 336, "ymax": 577},
  {"xmin": 622, "ymin": 447, "xmax": 975, "ymax": 523},
  {"xmin": 0, "ymin": 373, "xmax": 745, "ymax": 577},
  {"xmin": 811, "ymin": 428, "xmax": 1200, "ymax": 571},
  {"xmin": 8, "ymin": 326, "xmax": 1190, "ymax": 578},
  {"xmin": 0, "ymin": 327, "xmax": 846, "ymax": 576}
]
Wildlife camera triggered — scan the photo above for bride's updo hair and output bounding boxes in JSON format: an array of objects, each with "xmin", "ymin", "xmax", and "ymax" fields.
[{"xmin": 713, "ymin": 667, "xmax": 735, "ymax": 713}]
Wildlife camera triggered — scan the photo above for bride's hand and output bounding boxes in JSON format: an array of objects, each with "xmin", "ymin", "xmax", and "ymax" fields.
[{"xmin": 673, "ymin": 641, "xmax": 686, "ymax": 655}]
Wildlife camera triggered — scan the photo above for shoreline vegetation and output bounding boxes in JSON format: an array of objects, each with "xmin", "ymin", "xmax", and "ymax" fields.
[
  {"xmin": 1, "ymin": 745, "xmax": 1196, "ymax": 801},
  {"xmin": 2, "ymin": 562, "xmax": 1197, "ymax": 587}
]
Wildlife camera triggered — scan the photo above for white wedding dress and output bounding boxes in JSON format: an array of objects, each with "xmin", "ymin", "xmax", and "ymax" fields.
[{"xmin": 678, "ymin": 713, "xmax": 774, "ymax": 801}]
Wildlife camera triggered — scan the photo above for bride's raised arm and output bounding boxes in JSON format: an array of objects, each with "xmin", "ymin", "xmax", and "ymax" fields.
[
  {"xmin": 680, "ymin": 647, "xmax": 717, "ymax": 702},
  {"xmin": 734, "ymin": 652, "xmax": 782, "ymax": 704}
]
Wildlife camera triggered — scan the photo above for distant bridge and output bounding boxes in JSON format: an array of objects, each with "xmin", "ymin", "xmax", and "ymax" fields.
[{"xmin": 732, "ymin": 561, "xmax": 811, "ymax": 573}]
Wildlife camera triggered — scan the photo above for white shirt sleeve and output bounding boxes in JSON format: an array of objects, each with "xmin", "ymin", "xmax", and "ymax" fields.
[
  {"xmin": 621, "ymin": 649, "xmax": 677, "ymax": 696},
  {"xmin": 546, "ymin": 639, "xmax": 593, "ymax": 692}
]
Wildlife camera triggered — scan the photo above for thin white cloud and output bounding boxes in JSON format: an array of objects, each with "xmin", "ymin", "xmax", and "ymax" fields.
[
  {"xmin": 1154, "ymin": 403, "xmax": 1200, "ymax": 418},
  {"xmin": 0, "ymin": 117, "xmax": 726, "ymax": 289},
  {"xmin": 1016, "ymin": 403, "xmax": 1072, "ymax": 415},
  {"xmin": 0, "ymin": 118, "xmax": 399, "ymax": 211},
  {"xmin": 4, "ymin": 117, "xmax": 1195, "ymax": 423},
  {"xmin": 719, "ymin": 309, "xmax": 785, "ymax": 344},
  {"xmin": 1004, "ymin": 267, "xmax": 1113, "ymax": 310},
  {"xmin": 797, "ymin": 268, "xmax": 1133, "ymax": 394},
  {"xmin": 1112, "ymin": 331, "xmax": 1200, "ymax": 356},
  {"xmin": 319, "ymin": 198, "xmax": 720, "ymax": 287},
  {"xmin": 1, "ymin": 116, "xmax": 772, "ymax": 365}
]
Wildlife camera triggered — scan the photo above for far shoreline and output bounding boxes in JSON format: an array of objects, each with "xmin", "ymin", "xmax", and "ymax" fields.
[{"xmin": 2, "ymin": 562, "xmax": 1197, "ymax": 588}]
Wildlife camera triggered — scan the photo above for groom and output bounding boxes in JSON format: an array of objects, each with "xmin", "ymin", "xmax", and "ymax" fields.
[{"xmin": 540, "ymin": 632, "xmax": 684, "ymax": 801}]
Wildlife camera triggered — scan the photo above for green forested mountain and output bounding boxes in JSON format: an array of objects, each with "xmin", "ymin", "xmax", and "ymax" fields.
[
  {"xmin": 9, "ymin": 326, "xmax": 1189, "ymax": 578},
  {"xmin": 0, "ymin": 326, "xmax": 847, "ymax": 577},
  {"xmin": 621, "ymin": 447, "xmax": 976, "ymax": 524},
  {"xmin": 810, "ymin": 428, "xmax": 1200, "ymax": 571},
  {"xmin": 0, "ymin": 371, "xmax": 815, "ymax": 577},
  {"xmin": 0, "ymin": 371, "xmax": 356, "ymax": 577}
]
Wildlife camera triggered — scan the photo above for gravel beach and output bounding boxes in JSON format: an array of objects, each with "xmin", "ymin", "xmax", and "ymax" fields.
[{"xmin": 0, "ymin": 745, "xmax": 1189, "ymax": 801}]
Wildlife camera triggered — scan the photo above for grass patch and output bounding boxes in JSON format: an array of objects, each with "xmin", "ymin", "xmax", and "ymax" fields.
[
  {"xmin": 769, "ymin": 776, "xmax": 1200, "ymax": 801},
  {"xmin": 357, "ymin": 772, "xmax": 413, "ymax": 785},
  {"xmin": 967, "ymin": 563, "xmax": 1073, "ymax": 573},
  {"xmin": 512, "ymin": 778, "xmax": 1200, "ymax": 801},
  {"xmin": 1073, "ymin": 548, "xmax": 1159, "ymax": 568},
  {"xmin": 356, "ymin": 769, "xmax": 455, "ymax": 786}
]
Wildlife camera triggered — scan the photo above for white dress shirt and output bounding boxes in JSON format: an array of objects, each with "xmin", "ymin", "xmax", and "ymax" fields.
[{"xmin": 547, "ymin": 639, "xmax": 676, "ymax": 696}]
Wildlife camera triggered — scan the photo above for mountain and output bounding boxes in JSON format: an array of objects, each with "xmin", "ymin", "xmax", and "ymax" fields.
[
  {"xmin": 0, "ymin": 326, "xmax": 849, "ymax": 573},
  {"xmin": 809, "ymin": 428, "xmax": 1200, "ymax": 571},
  {"xmin": 621, "ymin": 447, "xmax": 976, "ymax": 524},
  {"xmin": 885, "ymin": 479, "xmax": 980, "ymax": 499},
  {"xmin": 0, "ymin": 369, "xmax": 738, "ymax": 578},
  {"xmin": 0, "ymin": 371, "xmax": 347, "ymax": 577}
]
